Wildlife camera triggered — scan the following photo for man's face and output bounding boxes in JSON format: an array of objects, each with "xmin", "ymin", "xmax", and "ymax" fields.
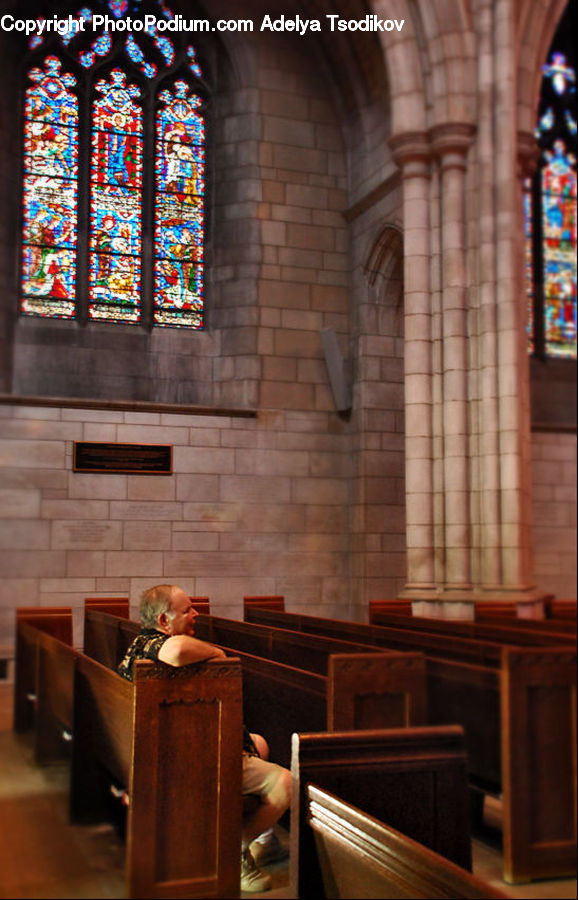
[{"xmin": 164, "ymin": 588, "xmax": 198, "ymax": 636}]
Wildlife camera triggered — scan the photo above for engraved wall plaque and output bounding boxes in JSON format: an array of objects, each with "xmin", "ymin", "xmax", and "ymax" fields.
[{"xmin": 73, "ymin": 442, "xmax": 172, "ymax": 474}]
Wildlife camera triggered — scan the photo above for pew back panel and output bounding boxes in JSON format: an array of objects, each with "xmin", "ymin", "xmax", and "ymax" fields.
[
  {"xmin": 305, "ymin": 784, "xmax": 508, "ymax": 899},
  {"xmin": 35, "ymin": 629, "xmax": 78, "ymax": 764},
  {"xmin": 195, "ymin": 613, "xmax": 409, "ymax": 676},
  {"xmin": 216, "ymin": 646, "xmax": 426, "ymax": 769},
  {"xmin": 370, "ymin": 608, "xmax": 576, "ymax": 648},
  {"xmin": 291, "ymin": 726, "xmax": 473, "ymax": 899},
  {"xmin": 501, "ymin": 646, "xmax": 577, "ymax": 882},
  {"xmin": 85, "ymin": 597, "xmax": 130, "ymax": 618},
  {"xmin": 189, "ymin": 597, "xmax": 211, "ymax": 615},
  {"xmin": 14, "ymin": 607, "xmax": 73, "ymax": 732},
  {"xmin": 243, "ymin": 595, "xmax": 285, "ymax": 616},
  {"xmin": 246, "ymin": 606, "xmax": 505, "ymax": 667},
  {"xmin": 71, "ymin": 655, "xmax": 244, "ymax": 899},
  {"xmin": 83, "ymin": 609, "xmax": 128, "ymax": 671}
]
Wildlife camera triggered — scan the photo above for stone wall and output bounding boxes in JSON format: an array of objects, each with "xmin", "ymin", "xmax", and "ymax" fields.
[
  {"xmin": 0, "ymin": 400, "xmax": 353, "ymax": 649},
  {"xmin": 531, "ymin": 430, "xmax": 577, "ymax": 600}
]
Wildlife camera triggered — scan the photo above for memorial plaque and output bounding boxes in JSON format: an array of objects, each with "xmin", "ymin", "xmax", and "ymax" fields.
[{"xmin": 73, "ymin": 442, "xmax": 172, "ymax": 474}]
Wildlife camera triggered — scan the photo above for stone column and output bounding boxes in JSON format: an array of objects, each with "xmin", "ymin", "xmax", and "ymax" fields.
[
  {"xmin": 475, "ymin": 0, "xmax": 502, "ymax": 592},
  {"xmin": 389, "ymin": 133, "xmax": 436, "ymax": 600},
  {"xmin": 430, "ymin": 123, "xmax": 476, "ymax": 598},
  {"xmin": 494, "ymin": 0, "xmax": 544, "ymax": 616}
]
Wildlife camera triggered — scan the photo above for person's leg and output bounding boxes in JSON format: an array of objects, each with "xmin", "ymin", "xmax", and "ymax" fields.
[
  {"xmin": 249, "ymin": 732, "xmax": 269, "ymax": 759},
  {"xmin": 242, "ymin": 756, "xmax": 292, "ymax": 848},
  {"xmin": 245, "ymin": 734, "xmax": 289, "ymax": 865}
]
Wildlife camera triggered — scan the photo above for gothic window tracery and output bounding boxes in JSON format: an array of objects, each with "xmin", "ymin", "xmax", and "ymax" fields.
[{"xmin": 20, "ymin": 0, "xmax": 208, "ymax": 329}]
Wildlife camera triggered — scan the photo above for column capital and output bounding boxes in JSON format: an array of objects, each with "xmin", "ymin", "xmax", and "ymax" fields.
[
  {"xmin": 429, "ymin": 122, "xmax": 476, "ymax": 169},
  {"xmin": 388, "ymin": 131, "xmax": 431, "ymax": 177}
]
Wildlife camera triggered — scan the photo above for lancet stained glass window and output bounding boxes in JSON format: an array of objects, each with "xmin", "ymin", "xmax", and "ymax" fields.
[
  {"xmin": 21, "ymin": 57, "xmax": 79, "ymax": 318},
  {"xmin": 20, "ymin": 0, "xmax": 208, "ymax": 329},
  {"xmin": 526, "ymin": 9, "xmax": 577, "ymax": 360}
]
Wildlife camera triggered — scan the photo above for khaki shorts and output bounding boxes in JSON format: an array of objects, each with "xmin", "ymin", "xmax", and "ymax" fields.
[{"xmin": 242, "ymin": 752, "xmax": 287, "ymax": 799}]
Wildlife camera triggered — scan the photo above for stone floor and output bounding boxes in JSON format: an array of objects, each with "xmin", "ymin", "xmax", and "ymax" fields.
[{"xmin": 0, "ymin": 683, "xmax": 575, "ymax": 899}]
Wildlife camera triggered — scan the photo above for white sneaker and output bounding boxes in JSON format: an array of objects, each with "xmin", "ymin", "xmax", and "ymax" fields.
[
  {"xmin": 240, "ymin": 848, "xmax": 272, "ymax": 892},
  {"xmin": 250, "ymin": 830, "xmax": 289, "ymax": 867}
]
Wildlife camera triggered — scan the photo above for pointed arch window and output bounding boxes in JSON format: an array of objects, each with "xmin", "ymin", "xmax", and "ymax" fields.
[
  {"xmin": 525, "ymin": 8, "xmax": 577, "ymax": 360},
  {"xmin": 20, "ymin": 0, "xmax": 208, "ymax": 329}
]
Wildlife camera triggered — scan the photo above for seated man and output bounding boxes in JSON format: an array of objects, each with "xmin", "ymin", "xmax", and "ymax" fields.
[{"xmin": 118, "ymin": 583, "xmax": 291, "ymax": 892}]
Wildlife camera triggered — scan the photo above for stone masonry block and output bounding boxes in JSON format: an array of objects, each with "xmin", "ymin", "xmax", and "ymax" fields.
[
  {"xmin": 0, "ymin": 520, "xmax": 50, "ymax": 550},
  {"xmin": 0, "ymin": 440, "xmax": 65, "ymax": 468},
  {"xmin": 287, "ymin": 223, "xmax": 334, "ymax": 252},
  {"xmin": 260, "ymin": 381, "xmax": 315, "ymax": 410},
  {"xmin": 258, "ymin": 280, "xmax": 310, "ymax": 309},
  {"xmin": 263, "ymin": 117, "xmax": 315, "ymax": 148},
  {"xmin": 219, "ymin": 475, "xmax": 291, "ymax": 504},
  {"xmin": 274, "ymin": 330, "xmax": 321, "ymax": 358},
  {"xmin": 0, "ymin": 551, "xmax": 66, "ymax": 579}
]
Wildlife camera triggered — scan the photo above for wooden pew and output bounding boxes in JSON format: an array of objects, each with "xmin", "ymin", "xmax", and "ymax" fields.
[
  {"xmin": 371, "ymin": 598, "xmax": 577, "ymax": 630},
  {"xmin": 71, "ymin": 654, "xmax": 243, "ymax": 899},
  {"xmin": 245, "ymin": 606, "xmax": 577, "ymax": 884},
  {"xmin": 14, "ymin": 606, "xmax": 73, "ymax": 733},
  {"xmin": 304, "ymin": 784, "xmax": 508, "ymax": 899},
  {"xmin": 84, "ymin": 610, "xmax": 427, "ymax": 770},
  {"xmin": 14, "ymin": 611, "xmax": 245, "ymax": 899},
  {"xmin": 290, "ymin": 726, "xmax": 474, "ymax": 899},
  {"xmin": 243, "ymin": 594, "xmax": 285, "ymax": 616},
  {"xmin": 476, "ymin": 612, "xmax": 576, "ymax": 635},
  {"xmin": 85, "ymin": 597, "xmax": 130, "ymax": 618},
  {"xmin": 190, "ymin": 596, "xmax": 211, "ymax": 615},
  {"xmin": 194, "ymin": 612, "xmax": 421, "ymax": 676},
  {"xmin": 547, "ymin": 599, "xmax": 577, "ymax": 621},
  {"xmin": 369, "ymin": 606, "xmax": 576, "ymax": 647}
]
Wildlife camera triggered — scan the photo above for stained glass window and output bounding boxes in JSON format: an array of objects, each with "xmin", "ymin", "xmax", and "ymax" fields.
[
  {"xmin": 20, "ymin": 0, "xmax": 207, "ymax": 330},
  {"xmin": 155, "ymin": 82, "xmax": 205, "ymax": 328},
  {"xmin": 526, "ymin": 10, "xmax": 577, "ymax": 360},
  {"xmin": 21, "ymin": 57, "xmax": 78, "ymax": 319},
  {"xmin": 90, "ymin": 69, "xmax": 143, "ymax": 322}
]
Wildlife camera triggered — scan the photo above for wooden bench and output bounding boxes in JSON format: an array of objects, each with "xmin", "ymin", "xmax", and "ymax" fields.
[
  {"xmin": 193, "ymin": 612, "xmax": 423, "ymax": 676},
  {"xmin": 84, "ymin": 609, "xmax": 427, "ymax": 770},
  {"xmin": 547, "ymin": 599, "xmax": 577, "ymax": 621},
  {"xmin": 190, "ymin": 596, "xmax": 211, "ymax": 615},
  {"xmin": 290, "ymin": 726, "xmax": 474, "ymax": 898},
  {"xmin": 243, "ymin": 595, "xmax": 285, "ymax": 616},
  {"xmin": 245, "ymin": 605, "xmax": 577, "ymax": 884},
  {"xmin": 304, "ymin": 784, "xmax": 508, "ymax": 899},
  {"xmin": 369, "ymin": 605, "xmax": 576, "ymax": 647},
  {"xmin": 14, "ymin": 611, "xmax": 245, "ymax": 899},
  {"xmin": 14, "ymin": 606, "xmax": 73, "ymax": 733},
  {"xmin": 85, "ymin": 597, "xmax": 130, "ymax": 618}
]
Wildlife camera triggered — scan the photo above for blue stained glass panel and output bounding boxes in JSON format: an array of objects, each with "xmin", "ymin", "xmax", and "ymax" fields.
[
  {"xmin": 524, "ymin": 187, "xmax": 535, "ymax": 354},
  {"xmin": 89, "ymin": 253, "xmax": 140, "ymax": 309},
  {"xmin": 107, "ymin": 0, "xmax": 128, "ymax": 16},
  {"xmin": 156, "ymin": 194, "xmax": 203, "ymax": 260},
  {"xmin": 155, "ymin": 36, "xmax": 175, "ymax": 66},
  {"xmin": 24, "ymin": 124, "xmax": 78, "ymax": 178},
  {"xmin": 90, "ymin": 187, "xmax": 142, "ymax": 256},
  {"xmin": 542, "ymin": 141, "xmax": 577, "ymax": 358},
  {"xmin": 89, "ymin": 69, "xmax": 143, "ymax": 323},
  {"xmin": 23, "ymin": 178, "xmax": 77, "ymax": 248},
  {"xmin": 92, "ymin": 130, "xmax": 142, "ymax": 188},
  {"xmin": 154, "ymin": 80, "xmax": 205, "ymax": 328},
  {"xmin": 21, "ymin": 57, "xmax": 78, "ymax": 319},
  {"xmin": 21, "ymin": 247, "xmax": 76, "ymax": 318}
]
